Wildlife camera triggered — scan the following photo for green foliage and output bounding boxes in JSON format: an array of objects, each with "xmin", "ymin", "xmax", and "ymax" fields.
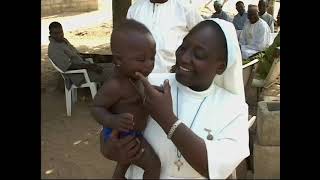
[{"xmin": 242, "ymin": 32, "xmax": 280, "ymax": 79}]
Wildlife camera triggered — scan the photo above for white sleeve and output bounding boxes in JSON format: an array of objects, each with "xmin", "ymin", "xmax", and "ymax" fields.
[
  {"xmin": 205, "ymin": 105, "xmax": 250, "ymax": 179},
  {"xmin": 270, "ymin": 21, "xmax": 274, "ymax": 33},
  {"xmin": 126, "ymin": 5, "xmax": 133, "ymax": 19},
  {"xmin": 238, "ymin": 24, "xmax": 247, "ymax": 46},
  {"xmin": 185, "ymin": 5, "xmax": 204, "ymax": 30},
  {"xmin": 267, "ymin": 15, "xmax": 275, "ymax": 33}
]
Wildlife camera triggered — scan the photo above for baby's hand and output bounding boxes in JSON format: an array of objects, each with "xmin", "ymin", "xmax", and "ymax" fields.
[{"xmin": 111, "ymin": 113, "xmax": 135, "ymax": 132}]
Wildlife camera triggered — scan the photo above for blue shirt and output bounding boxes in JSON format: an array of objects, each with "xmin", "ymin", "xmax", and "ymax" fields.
[{"xmin": 233, "ymin": 12, "xmax": 248, "ymax": 30}]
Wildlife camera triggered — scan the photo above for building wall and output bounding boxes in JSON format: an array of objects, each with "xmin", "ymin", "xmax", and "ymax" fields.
[{"xmin": 42, "ymin": 0, "xmax": 98, "ymax": 17}]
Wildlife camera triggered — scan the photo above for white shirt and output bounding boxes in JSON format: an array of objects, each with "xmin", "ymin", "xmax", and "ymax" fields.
[
  {"xmin": 239, "ymin": 18, "xmax": 271, "ymax": 59},
  {"xmin": 127, "ymin": 0, "xmax": 203, "ymax": 73},
  {"xmin": 125, "ymin": 73, "xmax": 250, "ymax": 179}
]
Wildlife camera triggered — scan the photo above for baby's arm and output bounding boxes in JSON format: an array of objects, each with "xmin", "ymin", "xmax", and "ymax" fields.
[{"xmin": 91, "ymin": 79, "xmax": 134, "ymax": 132}]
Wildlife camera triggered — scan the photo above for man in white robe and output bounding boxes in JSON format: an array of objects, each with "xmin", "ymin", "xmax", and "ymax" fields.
[
  {"xmin": 239, "ymin": 5, "xmax": 270, "ymax": 59},
  {"xmin": 127, "ymin": 0, "xmax": 203, "ymax": 73}
]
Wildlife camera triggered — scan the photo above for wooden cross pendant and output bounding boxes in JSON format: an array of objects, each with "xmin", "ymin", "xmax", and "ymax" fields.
[{"xmin": 174, "ymin": 159, "xmax": 183, "ymax": 171}]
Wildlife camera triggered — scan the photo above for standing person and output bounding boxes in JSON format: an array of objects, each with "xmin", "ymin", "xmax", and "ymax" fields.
[
  {"xmin": 127, "ymin": 0, "xmax": 203, "ymax": 73},
  {"xmin": 211, "ymin": 0, "xmax": 232, "ymax": 22},
  {"xmin": 233, "ymin": 1, "xmax": 248, "ymax": 30},
  {"xmin": 258, "ymin": 0, "xmax": 275, "ymax": 32}
]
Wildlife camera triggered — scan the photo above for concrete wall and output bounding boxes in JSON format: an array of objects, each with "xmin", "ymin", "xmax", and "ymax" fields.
[
  {"xmin": 253, "ymin": 143, "xmax": 280, "ymax": 179},
  {"xmin": 42, "ymin": 0, "xmax": 98, "ymax": 17},
  {"xmin": 253, "ymin": 101, "xmax": 280, "ymax": 179}
]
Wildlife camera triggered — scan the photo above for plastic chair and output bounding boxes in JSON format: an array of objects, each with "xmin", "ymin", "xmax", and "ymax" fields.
[{"xmin": 48, "ymin": 58, "xmax": 97, "ymax": 116}]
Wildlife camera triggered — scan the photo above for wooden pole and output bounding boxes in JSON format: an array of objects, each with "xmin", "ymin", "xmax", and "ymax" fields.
[{"xmin": 112, "ymin": 0, "xmax": 132, "ymax": 29}]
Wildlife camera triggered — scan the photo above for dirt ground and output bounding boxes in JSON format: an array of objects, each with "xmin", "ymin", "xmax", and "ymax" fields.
[
  {"xmin": 41, "ymin": 91, "xmax": 116, "ymax": 178},
  {"xmin": 41, "ymin": 6, "xmax": 117, "ymax": 178},
  {"xmin": 41, "ymin": 4, "xmax": 280, "ymax": 179}
]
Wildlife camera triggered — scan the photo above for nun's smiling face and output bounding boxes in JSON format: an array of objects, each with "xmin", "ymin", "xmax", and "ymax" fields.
[{"xmin": 175, "ymin": 23, "xmax": 227, "ymax": 91}]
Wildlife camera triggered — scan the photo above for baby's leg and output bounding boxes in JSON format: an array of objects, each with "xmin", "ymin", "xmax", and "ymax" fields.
[
  {"xmin": 133, "ymin": 137, "xmax": 161, "ymax": 179},
  {"xmin": 112, "ymin": 163, "xmax": 130, "ymax": 179}
]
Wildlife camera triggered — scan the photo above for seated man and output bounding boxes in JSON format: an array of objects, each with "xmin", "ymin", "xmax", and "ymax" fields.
[
  {"xmin": 258, "ymin": 0, "xmax": 275, "ymax": 32},
  {"xmin": 211, "ymin": 0, "xmax": 232, "ymax": 22},
  {"xmin": 48, "ymin": 21, "xmax": 113, "ymax": 89},
  {"xmin": 239, "ymin": 5, "xmax": 270, "ymax": 59},
  {"xmin": 233, "ymin": 1, "xmax": 248, "ymax": 30}
]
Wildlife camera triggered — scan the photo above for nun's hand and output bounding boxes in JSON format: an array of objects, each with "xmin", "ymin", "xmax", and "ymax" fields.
[{"xmin": 135, "ymin": 72, "xmax": 177, "ymax": 133}]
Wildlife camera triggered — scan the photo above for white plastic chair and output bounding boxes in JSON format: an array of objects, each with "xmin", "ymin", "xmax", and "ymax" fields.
[
  {"xmin": 48, "ymin": 58, "xmax": 97, "ymax": 116},
  {"xmin": 230, "ymin": 116, "xmax": 256, "ymax": 179}
]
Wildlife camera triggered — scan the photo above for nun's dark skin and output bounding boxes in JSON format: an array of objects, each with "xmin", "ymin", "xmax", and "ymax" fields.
[{"xmin": 100, "ymin": 21, "xmax": 228, "ymax": 178}]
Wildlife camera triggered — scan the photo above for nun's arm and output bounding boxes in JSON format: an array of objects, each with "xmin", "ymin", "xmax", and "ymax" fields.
[
  {"xmin": 169, "ymin": 122, "xmax": 210, "ymax": 177},
  {"xmin": 170, "ymin": 106, "xmax": 250, "ymax": 179},
  {"xmin": 136, "ymin": 73, "xmax": 211, "ymax": 176},
  {"xmin": 136, "ymin": 72, "xmax": 249, "ymax": 178},
  {"xmin": 207, "ymin": 118, "xmax": 250, "ymax": 179}
]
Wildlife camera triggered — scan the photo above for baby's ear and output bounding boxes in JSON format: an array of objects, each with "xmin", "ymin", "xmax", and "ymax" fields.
[{"xmin": 216, "ymin": 61, "xmax": 227, "ymax": 75}]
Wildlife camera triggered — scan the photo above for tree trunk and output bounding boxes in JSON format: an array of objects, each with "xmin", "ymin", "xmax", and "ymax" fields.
[
  {"xmin": 267, "ymin": 0, "xmax": 275, "ymax": 17},
  {"xmin": 112, "ymin": 0, "xmax": 132, "ymax": 29}
]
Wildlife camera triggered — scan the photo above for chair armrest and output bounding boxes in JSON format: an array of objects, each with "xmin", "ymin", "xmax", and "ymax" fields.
[
  {"xmin": 63, "ymin": 69, "xmax": 92, "ymax": 83},
  {"xmin": 242, "ymin": 59, "xmax": 259, "ymax": 69},
  {"xmin": 248, "ymin": 116, "xmax": 256, "ymax": 128},
  {"xmin": 84, "ymin": 58, "xmax": 94, "ymax": 64},
  {"xmin": 64, "ymin": 69, "xmax": 87, "ymax": 74}
]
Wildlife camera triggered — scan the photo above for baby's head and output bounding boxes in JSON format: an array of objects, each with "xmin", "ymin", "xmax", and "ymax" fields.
[{"xmin": 111, "ymin": 19, "xmax": 156, "ymax": 80}]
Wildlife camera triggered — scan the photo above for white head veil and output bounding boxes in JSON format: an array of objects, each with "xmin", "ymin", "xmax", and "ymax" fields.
[
  {"xmin": 149, "ymin": 18, "xmax": 245, "ymax": 102},
  {"xmin": 210, "ymin": 18, "xmax": 245, "ymax": 102}
]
